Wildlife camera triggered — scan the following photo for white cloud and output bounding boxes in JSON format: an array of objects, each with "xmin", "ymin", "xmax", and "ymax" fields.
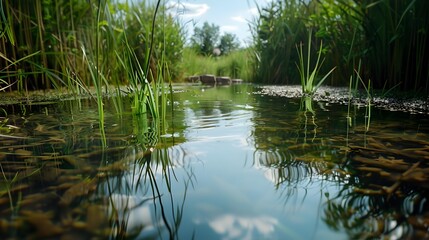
[
  {"xmin": 232, "ymin": 16, "xmax": 247, "ymax": 23},
  {"xmin": 248, "ymin": 7, "xmax": 259, "ymax": 16},
  {"xmin": 167, "ymin": 1, "xmax": 209, "ymax": 19},
  {"xmin": 208, "ymin": 214, "xmax": 279, "ymax": 239}
]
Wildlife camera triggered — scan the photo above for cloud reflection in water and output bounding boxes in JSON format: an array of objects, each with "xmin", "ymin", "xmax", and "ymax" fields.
[{"xmin": 201, "ymin": 214, "xmax": 278, "ymax": 240}]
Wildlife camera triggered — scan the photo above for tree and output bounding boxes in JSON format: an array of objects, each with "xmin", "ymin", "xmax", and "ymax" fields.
[
  {"xmin": 191, "ymin": 22, "xmax": 220, "ymax": 56},
  {"xmin": 218, "ymin": 33, "xmax": 240, "ymax": 55}
]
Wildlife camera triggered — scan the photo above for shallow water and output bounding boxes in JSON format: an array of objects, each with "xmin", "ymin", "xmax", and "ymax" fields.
[{"xmin": 0, "ymin": 84, "xmax": 428, "ymax": 239}]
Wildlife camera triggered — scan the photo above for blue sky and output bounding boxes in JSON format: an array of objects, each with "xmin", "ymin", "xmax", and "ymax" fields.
[{"xmin": 167, "ymin": 0, "xmax": 272, "ymax": 46}]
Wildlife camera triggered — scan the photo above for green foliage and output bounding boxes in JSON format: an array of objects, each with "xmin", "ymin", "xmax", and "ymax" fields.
[
  {"xmin": 296, "ymin": 31, "xmax": 336, "ymax": 95},
  {"xmin": 0, "ymin": 0, "xmax": 184, "ymax": 92},
  {"xmin": 191, "ymin": 22, "xmax": 220, "ymax": 56},
  {"xmin": 251, "ymin": 0, "xmax": 308, "ymax": 84},
  {"xmin": 356, "ymin": 0, "xmax": 429, "ymax": 92},
  {"xmin": 0, "ymin": 0, "xmax": 182, "ymax": 145},
  {"xmin": 251, "ymin": 0, "xmax": 429, "ymax": 94},
  {"xmin": 190, "ymin": 21, "xmax": 240, "ymax": 56},
  {"xmin": 180, "ymin": 48, "xmax": 252, "ymax": 81},
  {"xmin": 219, "ymin": 33, "xmax": 240, "ymax": 56},
  {"xmin": 121, "ymin": 1, "xmax": 185, "ymax": 81}
]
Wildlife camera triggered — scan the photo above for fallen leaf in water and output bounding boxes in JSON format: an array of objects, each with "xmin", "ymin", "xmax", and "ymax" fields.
[
  {"xmin": 20, "ymin": 193, "xmax": 55, "ymax": 208},
  {"xmin": 15, "ymin": 149, "xmax": 32, "ymax": 156},
  {"xmin": 47, "ymin": 136, "xmax": 66, "ymax": 143},
  {"xmin": 41, "ymin": 167, "xmax": 61, "ymax": 182},
  {"xmin": 86, "ymin": 204, "xmax": 108, "ymax": 231},
  {"xmin": 34, "ymin": 124, "xmax": 45, "ymax": 132},
  {"xmin": 22, "ymin": 210, "xmax": 63, "ymax": 238},
  {"xmin": 59, "ymin": 178, "xmax": 97, "ymax": 206}
]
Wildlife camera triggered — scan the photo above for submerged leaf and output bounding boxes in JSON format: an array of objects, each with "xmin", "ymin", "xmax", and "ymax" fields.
[
  {"xmin": 22, "ymin": 210, "xmax": 63, "ymax": 238},
  {"xmin": 59, "ymin": 178, "xmax": 97, "ymax": 206}
]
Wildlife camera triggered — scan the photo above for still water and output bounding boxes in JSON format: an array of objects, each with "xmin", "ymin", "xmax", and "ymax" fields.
[{"xmin": 0, "ymin": 84, "xmax": 428, "ymax": 239}]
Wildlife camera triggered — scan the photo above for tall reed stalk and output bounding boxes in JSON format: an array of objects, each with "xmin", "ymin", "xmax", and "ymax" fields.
[
  {"xmin": 296, "ymin": 31, "xmax": 336, "ymax": 95},
  {"xmin": 251, "ymin": 0, "xmax": 307, "ymax": 84}
]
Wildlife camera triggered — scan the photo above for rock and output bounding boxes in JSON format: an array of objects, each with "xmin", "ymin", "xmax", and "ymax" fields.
[
  {"xmin": 200, "ymin": 74, "xmax": 216, "ymax": 85},
  {"xmin": 185, "ymin": 75, "xmax": 245, "ymax": 86},
  {"xmin": 216, "ymin": 76, "xmax": 231, "ymax": 85}
]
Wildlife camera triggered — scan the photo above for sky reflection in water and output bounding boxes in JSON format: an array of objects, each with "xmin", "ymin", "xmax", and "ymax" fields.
[
  {"xmin": 1, "ymin": 84, "xmax": 428, "ymax": 239},
  {"xmin": 167, "ymin": 85, "xmax": 349, "ymax": 240}
]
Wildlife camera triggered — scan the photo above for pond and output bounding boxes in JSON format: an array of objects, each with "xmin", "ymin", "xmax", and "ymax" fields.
[{"xmin": 0, "ymin": 84, "xmax": 428, "ymax": 239}]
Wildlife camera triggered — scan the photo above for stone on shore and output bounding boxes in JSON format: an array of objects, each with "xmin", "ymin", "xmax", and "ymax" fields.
[
  {"xmin": 216, "ymin": 76, "xmax": 231, "ymax": 85},
  {"xmin": 200, "ymin": 74, "xmax": 216, "ymax": 85}
]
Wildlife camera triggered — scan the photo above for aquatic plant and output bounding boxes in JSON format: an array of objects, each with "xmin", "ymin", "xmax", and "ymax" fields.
[
  {"xmin": 345, "ymin": 60, "xmax": 371, "ymax": 133},
  {"xmin": 296, "ymin": 31, "xmax": 336, "ymax": 95},
  {"xmin": 356, "ymin": 72, "xmax": 372, "ymax": 132},
  {"xmin": 346, "ymin": 60, "xmax": 362, "ymax": 128}
]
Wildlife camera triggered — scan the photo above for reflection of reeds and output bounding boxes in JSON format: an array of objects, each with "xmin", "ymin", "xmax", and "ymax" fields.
[
  {"xmin": 324, "ymin": 126, "xmax": 429, "ymax": 239},
  {"xmin": 0, "ymin": 96, "xmax": 186, "ymax": 238},
  {"xmin": 300, "ymin": 96, "xmax": 318, "ymax": 143},
  {"xmin": 101, "ymin": 142, "xmax": 190, "ymax": 239},
  {"xmin": 354, "ymin": 70, "xmax": 372, "ymax": 132},
  {"xmin": 0, "ymin": 164, "xmax": 19, "ymax": 212}
]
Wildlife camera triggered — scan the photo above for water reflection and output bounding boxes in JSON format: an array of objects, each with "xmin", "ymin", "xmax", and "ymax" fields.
[
  {"xmin": 251, "ymin": 87, "xmax": 429, "ymax": 239},
  {"xmin": 208, "ymin": 214, "xmax": 278, "ymax": 239},
  {"xmin": 1, "ymin": 84, "xmax": 428, "ymax": 239},
  {"xmin": 98, "ymin": 144, "xmax": 192, "ymax": 239},
  {"xmin": 0, "ymin": 98, "xmax": 192, "ymax": 239},
  {"xmin": 323, "ymin": 120, "xmax": 429, "ymax": 239},
  {"xmin": 251, "ymin": 94, "xmax": 342, "ymax": 190}
]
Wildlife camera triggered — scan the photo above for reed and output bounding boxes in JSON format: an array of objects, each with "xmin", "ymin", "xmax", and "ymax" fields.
[
  {"xmin": 296, "ymin": 31, "xmax": 336, "ymax": 95},
  {"xmin": 251, "ymin": 0, "xmax": 308, "ymax": 84},
  {"xmin": 250, "ymin": 0, "xmax": 429, "ymax": 94},
  {"xmin": 0, "ymin": 0, "xmax": 183, "ymax": 97},
  {"xmin": 355, "ymin": 0, "xmax": 429, "ymax": 92},
  {"xmin": 1, "ymin": 0, "xmax": 184, "ymax": 146},
  {"xmin": 355, "ymin": 71, "xmax": 372, "ymax": 132}
]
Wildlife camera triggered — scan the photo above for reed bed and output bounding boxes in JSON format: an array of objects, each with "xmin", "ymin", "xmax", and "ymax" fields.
[
  {"xmin": 251, "ymin": 0, "xmax": 429, "ymax": 94},
  {"xmin": 0, "ymin": 0, "xmax": 183, "ymax": 117}
]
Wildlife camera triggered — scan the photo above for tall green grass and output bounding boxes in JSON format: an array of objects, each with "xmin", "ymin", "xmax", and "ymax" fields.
[
  {"xmin": 1, "ymin": 0, "xmax": 184, "ymax": 144},
  {"xmin": 296, "ymin": 31, "xmax": 336, "ymax": 95},
  {"xmin": 0, "ymin": 0, "xmax": 183, "ymax": 93},
  {"xmin": 355, "ymin": 0, "xmax": 429, "ymax": 92},
  {"xmin": 251, "ymin": 0, "xmax": 429, "ymax": 94},
  {"xmin": 180, "ymin": 47, "xmax": 253, "ymax": 81},
  {"xmin": 251, "ymin": 0, "xmax": 308, "ymax": 84}
]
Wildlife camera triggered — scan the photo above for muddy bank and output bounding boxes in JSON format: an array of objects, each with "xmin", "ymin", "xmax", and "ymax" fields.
[{"xmin": 255, "ymin": 85, "xmax": 428, "ymax": 114}]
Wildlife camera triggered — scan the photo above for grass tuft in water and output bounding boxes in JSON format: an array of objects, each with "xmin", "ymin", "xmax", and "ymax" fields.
[{"xmin": 296, "ymin": 31, "xmax": 336, "ymax": 95}]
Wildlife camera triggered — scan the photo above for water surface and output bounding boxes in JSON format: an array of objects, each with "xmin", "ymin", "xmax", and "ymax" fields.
[{"xmin": 0, "ymin": 84, "xmax": 428, "ymax": 239}]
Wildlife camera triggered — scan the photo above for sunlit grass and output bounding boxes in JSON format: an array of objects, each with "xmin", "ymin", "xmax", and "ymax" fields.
[{"xmin": 180, "ymin": 48, "xmax": 252, "ymax": 81}]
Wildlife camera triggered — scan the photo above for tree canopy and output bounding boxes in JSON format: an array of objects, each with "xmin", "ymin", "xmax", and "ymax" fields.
[{"xmin": 190, "ymin": 21, "xmax": 240, "ymax": 56}]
